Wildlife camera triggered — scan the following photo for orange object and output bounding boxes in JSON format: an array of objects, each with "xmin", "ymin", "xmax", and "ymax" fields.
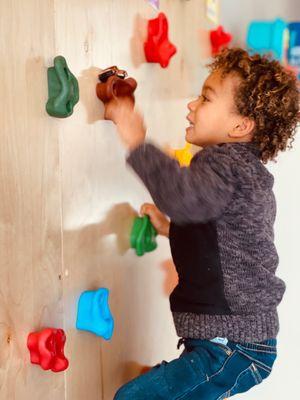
[{"xmin": 96, "ymin": 66, "xmax": 137, "ymax": 104}]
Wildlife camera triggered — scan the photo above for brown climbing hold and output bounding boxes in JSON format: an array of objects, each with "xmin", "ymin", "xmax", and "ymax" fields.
[{"xmin": 96, "ymin": 66, "xmax": 137, "ymax": 104}]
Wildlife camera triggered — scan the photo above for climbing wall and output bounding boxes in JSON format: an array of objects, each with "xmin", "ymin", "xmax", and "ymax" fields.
[{"xmin": 0, "ymin": 0, "xmax": 212, "ymax": 399}]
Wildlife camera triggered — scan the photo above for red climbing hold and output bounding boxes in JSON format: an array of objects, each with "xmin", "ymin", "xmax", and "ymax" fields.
[
  {"xmin": 27, "ymin": 328, "xmax": 69, "ymax": 372},
  {"xmin": 210, "ymin": 25, "xmax": 232, "ymax": 55},
  {"xmin": 144, "ymin": 12, "xmax": 177, "ymax": 68}
]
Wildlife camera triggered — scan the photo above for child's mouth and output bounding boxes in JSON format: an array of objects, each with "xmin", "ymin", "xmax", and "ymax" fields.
[
  {"xmin": 186, "ymin": 116, "xmax": 194, "ymax": 128},
  {"xmin": 187, "ymin": 122, "xmax": 194, "ymax": 129}
]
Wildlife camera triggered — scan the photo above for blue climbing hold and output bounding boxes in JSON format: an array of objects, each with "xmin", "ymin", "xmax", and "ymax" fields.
[
  {"xmin": 288, "ymin": 22, "xmax": 300, "ymax": 78},
  {"xmin": 76, "ymin": 288, "xmax": 114, "ymax": 340},
  {"xmin": 246, "ymin": 18, "xmax": 288, "ymax": 61}
]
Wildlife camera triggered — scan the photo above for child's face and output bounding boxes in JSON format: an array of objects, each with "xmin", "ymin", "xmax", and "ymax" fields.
[{"xmin": 186, "ymin": 70, "xmax": 249, "ymax": 147}]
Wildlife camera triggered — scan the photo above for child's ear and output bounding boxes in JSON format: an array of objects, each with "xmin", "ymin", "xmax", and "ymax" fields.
[{"xmin": 229, "ymin": 117, "xmax": 255, "ymax": 139}]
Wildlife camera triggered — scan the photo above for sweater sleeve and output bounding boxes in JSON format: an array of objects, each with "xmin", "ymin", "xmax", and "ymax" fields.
[{"xmin": 126, "ymin": 142, "xmax": 236, "ymax": 224}]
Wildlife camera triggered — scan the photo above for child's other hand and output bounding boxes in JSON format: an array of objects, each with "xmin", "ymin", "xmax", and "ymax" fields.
[
  {"xmin": 140, "ymin": 203, "xmax": 170, "ymax": 238},
  {"xmin": 105, "ymin": 97, "xmax": 146, "ymax": 151}
]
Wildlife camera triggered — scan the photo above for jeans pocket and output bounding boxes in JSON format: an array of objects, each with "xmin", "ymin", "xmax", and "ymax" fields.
[
  {"xmin": 163, "ymin": 352, "xmax": 208, "ymax": 398},
  {"xmin": 228, "ymin": 363, "xmax": 263, "ymax": 397},
  {"xmin": 164, "ymin": 344, "xmax": 233, "ymax": 399},
  {"xmin": 236, "ymin": 343, "xmax": 277, "ymax": 378}
]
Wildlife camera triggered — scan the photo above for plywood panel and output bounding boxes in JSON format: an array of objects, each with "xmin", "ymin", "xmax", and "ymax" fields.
[
  {"xmin": 52, "ymin": 1, "xmax": 116, "ymax": 398},
  {"xmin": 0, "ymin": 1, "xmax": 211, "ymax": 399},
  {"xmin": 0, "ymin": 1, "xmax": 64, "ymax": 399},
  {"xmin": 53, "ymin": 0, "xmax": 210, "ymax": 399}
]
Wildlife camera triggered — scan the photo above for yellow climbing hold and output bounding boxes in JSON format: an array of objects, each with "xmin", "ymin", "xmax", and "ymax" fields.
[{"xmin": 173, "ymin": 142, "xmax": 193, "ymax": 167}]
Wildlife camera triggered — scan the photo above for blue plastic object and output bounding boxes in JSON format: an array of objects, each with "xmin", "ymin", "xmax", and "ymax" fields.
[
  {"xmin": 76, "ymin": 288, "xmax": 114, "ymax": 340},
  {"xmin": 246, "ymin": 18, "xmax": 288, "ymax": 61},
  {"xmin": 288, "ymin": 22, "xmax": 300, "ymax": 76}
]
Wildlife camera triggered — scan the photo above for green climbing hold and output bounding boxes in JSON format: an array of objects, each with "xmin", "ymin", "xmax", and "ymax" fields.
[
  {"xmin": 130, "ymin": 215, "xmax": 158, "ymax": 257},
  {"xmin": 46, "ymin": 55, "xmax": 79, "ymax": 118}
]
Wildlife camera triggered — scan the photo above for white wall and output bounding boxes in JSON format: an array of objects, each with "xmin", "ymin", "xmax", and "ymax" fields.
[
  {"xmin": 221, "ymin": 1, "xmax": 300, "ymax": 398},
  {"xmin": 220, "ymin": 0, "xmax": 300, "ymax": 47}
]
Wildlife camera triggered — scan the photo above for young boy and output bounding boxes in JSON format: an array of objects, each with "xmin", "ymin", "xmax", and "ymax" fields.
[{"xmin": 107, "ymin": 48, "xmax": 299, "ymax": 399}]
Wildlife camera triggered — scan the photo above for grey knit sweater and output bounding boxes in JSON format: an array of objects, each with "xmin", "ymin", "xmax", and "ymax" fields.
[{"xmin": 126, "ymin": 141, "xmax": 286, "ymax": 343}]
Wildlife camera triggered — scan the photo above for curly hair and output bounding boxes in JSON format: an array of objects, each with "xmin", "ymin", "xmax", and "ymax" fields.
[{"xmin": 207, "ymin": 47, "xmax": 300, "ymax": 163}]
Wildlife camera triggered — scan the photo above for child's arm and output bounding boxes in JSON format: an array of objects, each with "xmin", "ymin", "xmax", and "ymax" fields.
[
  {"xmin": 106, "ymin": 98, "xmax": 235, "ymax": 225},
  {"xmin": 127, "ymin": 142, "xmax": 236, "ymax": 225},
  {"xmin": 140, "ymin": 203, "xmax": 170, "ymax": 237}
]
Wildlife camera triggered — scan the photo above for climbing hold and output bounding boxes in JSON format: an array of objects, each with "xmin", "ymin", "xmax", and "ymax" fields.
[
  {"xmin": 144, "ymin": 12, "xmax": 177, "ymax": 68},
  {"xmin": 27, "ymin": 328, "xmax": 69, "ymax": 372},
  {"xmin": 172, "ymin": 142, "xmax": 193, "ymax": 167},
  {"xmin": 246, "ymin": 18, "xmax": 288, "ymax": 61},
  {"xmin": 288, "ymin": 22, "xmax": 300, "ymax": 79},
  {"xmin": 210, "ymin": 26, "xmax": 232, "ymax": 55},
  {"xmin": 147, "ymin": 0, "xmax": 160, "ymax": 10},
  {"xmin": 130, "ymin": 215, "xmax": 158, "ymax": 257},
  {"xmin": 46, "ymin": 55, "xmax": 79, "ymax": 118},
  {"xmin": 76, "ymin": 288, "xmax": 114, "ymax": 340},
  {"xmin": 206, "ymin": 0, "xmax": 219, "ymax": 25},
  {"xmin": 96, "ymin": 66, "xmax": 137, "ymax": 104}
]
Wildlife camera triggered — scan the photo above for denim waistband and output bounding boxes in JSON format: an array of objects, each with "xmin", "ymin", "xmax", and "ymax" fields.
[
  {"xmin": 179, "ymin": 337, "xmax": 277, "ymax": 352},
  {"xmin": 231, "ymin": 338, "xmax": 277, "ymax": 351}
]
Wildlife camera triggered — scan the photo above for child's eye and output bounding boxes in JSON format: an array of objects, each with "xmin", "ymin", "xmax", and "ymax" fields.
[{"xmin": 199, "ymin": 94, "xmax": 209, "ymax": 102}]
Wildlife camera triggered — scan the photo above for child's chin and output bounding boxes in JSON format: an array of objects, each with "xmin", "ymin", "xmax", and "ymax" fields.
[
  {"xmin": 185, "ymin": 129, "xmax": 193, "ymax": 142},
  {"xmin": 185, "ymin": 133, "xmax": 195, "ymax": 145}
]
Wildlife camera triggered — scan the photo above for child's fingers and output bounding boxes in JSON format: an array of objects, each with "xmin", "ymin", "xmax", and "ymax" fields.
[
  {"xmin": 140, "ymin": 204, "xmax": 162, "ymax": 226},
  {"xmin": 140, "ymin": 203, "xmax": 154, "ymax": 216},
  {"xmin": 140, "ymin": 204, "xmax": 161, "ymax": 225},
  {"xmin": 139, "ymin": 203, "xmax": 170, "ymax": 237}
]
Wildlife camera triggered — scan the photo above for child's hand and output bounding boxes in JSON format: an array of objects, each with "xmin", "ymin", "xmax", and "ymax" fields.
[
  {"xmin": 140, "ymin": 203, "xmax": 170, "ymax": 238},
  {"xmin": 105, "ymin": 97, "xmax": 146, "ymax": 151}
]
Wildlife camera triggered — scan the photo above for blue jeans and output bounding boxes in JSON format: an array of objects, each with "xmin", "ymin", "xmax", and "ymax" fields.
[{"xmin": 113, "ymin": 337, "xmax": 277, "ymax": 399}]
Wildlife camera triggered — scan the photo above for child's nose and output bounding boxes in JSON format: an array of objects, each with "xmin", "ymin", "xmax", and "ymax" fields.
[{"xmin": 187, "ymin": 100, "xmax": 197, "ymax": 111}]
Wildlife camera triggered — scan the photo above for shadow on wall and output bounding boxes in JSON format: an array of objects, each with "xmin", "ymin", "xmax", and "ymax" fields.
[
  {"xmin": 98, "ymin": 203, "xmax": 178, "ymax": 296},
  {"xmin": 97, "ymin": 202, "xmax": 138, "ymax": 255},
  {"xmin": 63, "ymin": 202, "xmax": 137, "ymax": 270},
  {"xmin": 117, "ymin": 260, "xmax": 178, "ymax": 384},
  {"xmin": 63, "ymin": 201, "xmax": 177, "ymax": 295},
  {"xmin": 99, "ymin": 204, "xmax": 178, "ymax": 298},
  {"xmin": 78, "ymin": 66, "xmax": 104, "ymax": 125},
  {"xmin": 63, "ymin": 201, "xmax": 178, "ymax": 394},
  {"xmin": 130, "ymin": 13, "xmax": 148, "ymax": 68},
  {"xmin": 198, "ymin": 28, "xmax": 212, "ymax": 60},
  {"xmin": 120, "ymin": 360, "xmax": 151, "ymax": 384}
]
